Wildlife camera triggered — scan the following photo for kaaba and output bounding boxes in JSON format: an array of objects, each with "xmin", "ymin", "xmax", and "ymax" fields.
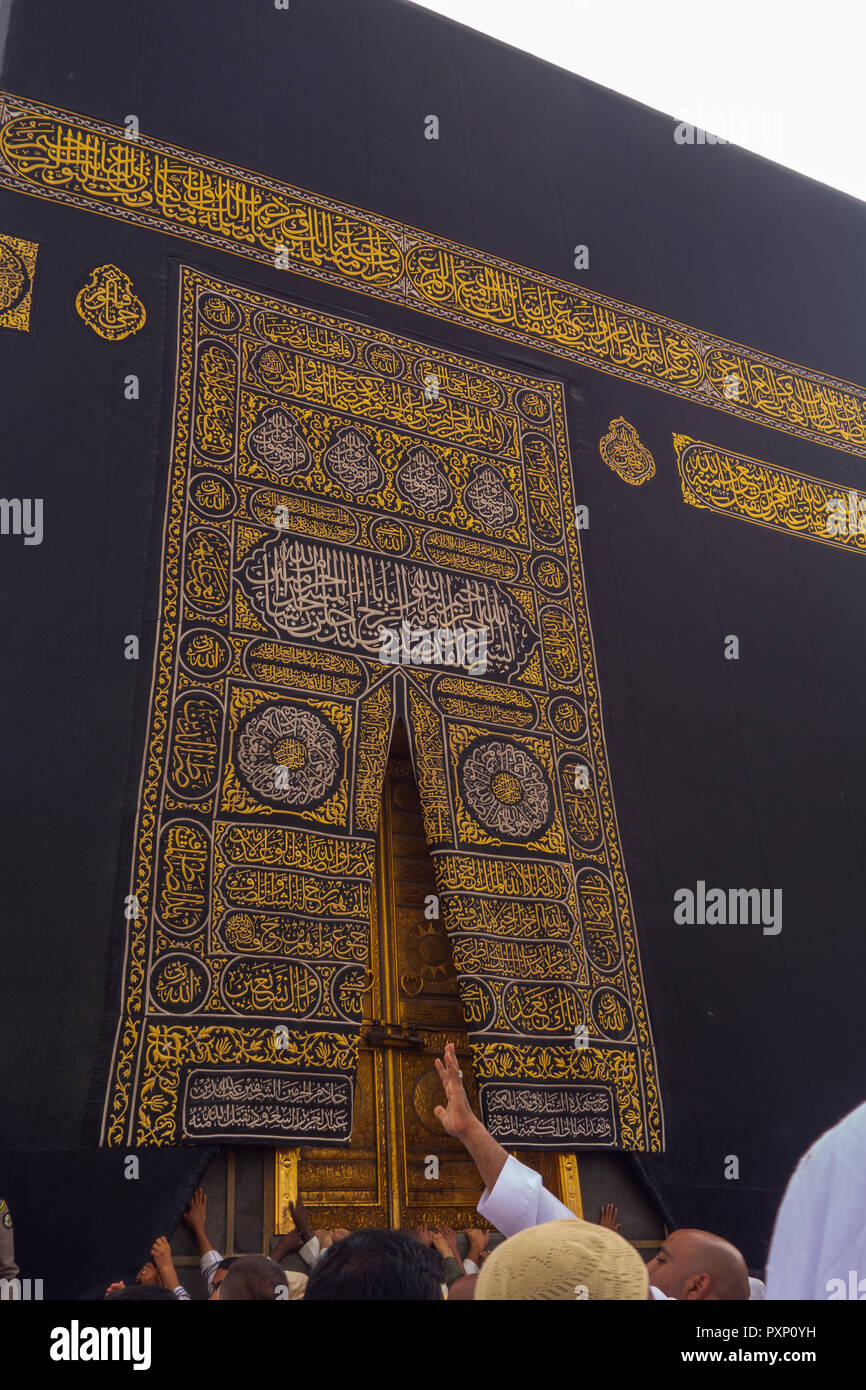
[{"xmin": 1, "ymin": 0, "xmax": 864, "ymax": 1299}]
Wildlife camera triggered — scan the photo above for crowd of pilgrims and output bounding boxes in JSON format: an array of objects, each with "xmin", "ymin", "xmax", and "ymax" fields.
[{"xmin": 3, "ymin": 1045, "xmax": 859, "ymax": 1301}]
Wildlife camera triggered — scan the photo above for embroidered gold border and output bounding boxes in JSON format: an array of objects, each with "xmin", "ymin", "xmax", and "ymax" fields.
[
  {"xmin": 1, "ymin": 91, "xmax": 864, "ymax": 458},
  {"xmin": 675, "ymin": 433, "xmax": 866, "ymax": 554}
]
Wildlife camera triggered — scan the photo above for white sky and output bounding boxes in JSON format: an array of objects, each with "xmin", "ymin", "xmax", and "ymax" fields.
[{"xmin": 413, "ymin": 0, "xmax": 866, "ymax": 204}]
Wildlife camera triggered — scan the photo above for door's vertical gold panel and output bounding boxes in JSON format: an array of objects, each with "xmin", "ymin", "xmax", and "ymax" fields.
[
  {"xmin": 283, "ymin": 864, "xmax": 390, "ymax": 1230},
  {"xmin": 556, "ymin": 1153, "xmax": 583, "ymax": 1218},
  {"xmin": 274, "ymin": 1149, "xmax": 298, "ymax": 1234}
]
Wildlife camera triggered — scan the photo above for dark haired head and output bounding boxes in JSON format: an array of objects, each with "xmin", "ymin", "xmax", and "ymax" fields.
[
  {"xmin": 218, "ymin": 1255, "xmax": 289, "ymax": 1301},
  {"xmin": 210, "ymin": 1256, "xmax": 237, "ymax": 1298},
  {"xmin": 304, "ymin": 1229, "xmax": 444, "ymax": 1301},
  {"xmin": 104, "ymin": 1285, "xmax": 177, "ymax": 1301}
]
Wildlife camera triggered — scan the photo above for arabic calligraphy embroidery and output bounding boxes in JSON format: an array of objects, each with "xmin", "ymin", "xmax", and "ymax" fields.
[
  {"xmin": 323, "ymin": 426, "xmax": 384, "ymax": 492},
  {"xmin": 675, "ymin": 432, "xmax": 866, "ymax": 555},
  {"xmin": 75, "ymin": 263, "xmax": 146, "ymax": 340},
  {"xmin": 598, "ymin": 417, "xmax": 656, "ymax": 486},
  {"xmin": 1, "ymin": 94, "xmax": 863, "ymax": 458},
  {"xmin": 0, "ymin": 229, "xmax": 37, "ymax": 331},
  {"xmin": 247, "ymin": 405, "xmax": 312, "ymax": 477},
  {"xmin": 396, "ymin": 445, "xmax": 454, "ymax": 511}
]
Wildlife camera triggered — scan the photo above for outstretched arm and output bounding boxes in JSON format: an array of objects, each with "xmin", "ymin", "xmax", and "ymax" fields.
[
  {"xmin": 435, "ymin": 1042, "xmax": 578, "ymax": 1237},
  {"xmin": 151, "ymin": 1237, "xmax": 187, "ymax": 1298},
  {"xmin": 434, "ymin": 1043, "xmax": 508, "ymax": 1191},
  {"xmin": 271, "ymin": 1229, "xmax": 305, "ymax": 1263},
  {"xmin": 286, "ymin": 1197, "xmax": 322, "ymax": 1268},
  {"xmin": 182, "ymin": 1188, "xmax": 216, "ymax": 1256}
]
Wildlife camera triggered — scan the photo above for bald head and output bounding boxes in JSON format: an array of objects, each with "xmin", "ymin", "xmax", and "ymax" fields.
[{"xmin": 646, "ymin": 1229, "xmax": 749, "ymax": 1301}]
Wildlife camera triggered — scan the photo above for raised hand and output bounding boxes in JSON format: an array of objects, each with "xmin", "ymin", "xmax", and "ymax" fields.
[
  {"xmin": 183, "ymin": 1187, "xmax": 207, "ymax": 1231},
  {"xmin": 466, "ymin": 1227, "xmax": 490, "ymax": 1260},
  {"xmin": 150, "ymin": 1237, "xmax": 180, "ymax": 1290},
  {"xmin": 432, "ymin": 1226, "xmax": 461, "ymax": 1263},
  {"xmin": 599, "ymin": 1203, "xmax": 620, "ymax": 1231},
  {"xmin": 136, "ymin": 1261, "xmax": 159, "ymax": 1287},
  {"xmin": 288, "ymin": 1197, "xmax": 313, "ymax": 1244},
  {"xmin": 433, "ymin": 1043, "xmax": 476, "ymax": 1139},
  {"xmin": 272, "ymin": 1230, "xmax": 304, "ymax": 1259}
]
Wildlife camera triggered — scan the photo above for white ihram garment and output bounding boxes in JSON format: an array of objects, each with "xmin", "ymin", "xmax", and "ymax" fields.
[{"xmin": 766, "ymin": 1099, "xmax": 866, "ymax": 1300}]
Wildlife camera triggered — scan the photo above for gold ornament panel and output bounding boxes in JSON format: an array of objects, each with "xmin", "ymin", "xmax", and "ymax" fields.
[
  {"xmin": 599, "ymin": 417, "xmax": 656, "ymax": 486},
  {"xmin": 102, "ymin": 265, "xmax": 662, "ymax": 1152},
  {"xmin": 0, "ymin": 228, "xmax": 37, "ymax": 330},
  {"xmin": 74, "ymin": 262, "xmax": 146, "ymax": 340}
]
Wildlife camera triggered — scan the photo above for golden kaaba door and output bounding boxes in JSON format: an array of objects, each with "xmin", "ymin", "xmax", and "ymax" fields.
[{"xmin": 275, "ymin": 728, "xmax": 579, "ymax": 1232}]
